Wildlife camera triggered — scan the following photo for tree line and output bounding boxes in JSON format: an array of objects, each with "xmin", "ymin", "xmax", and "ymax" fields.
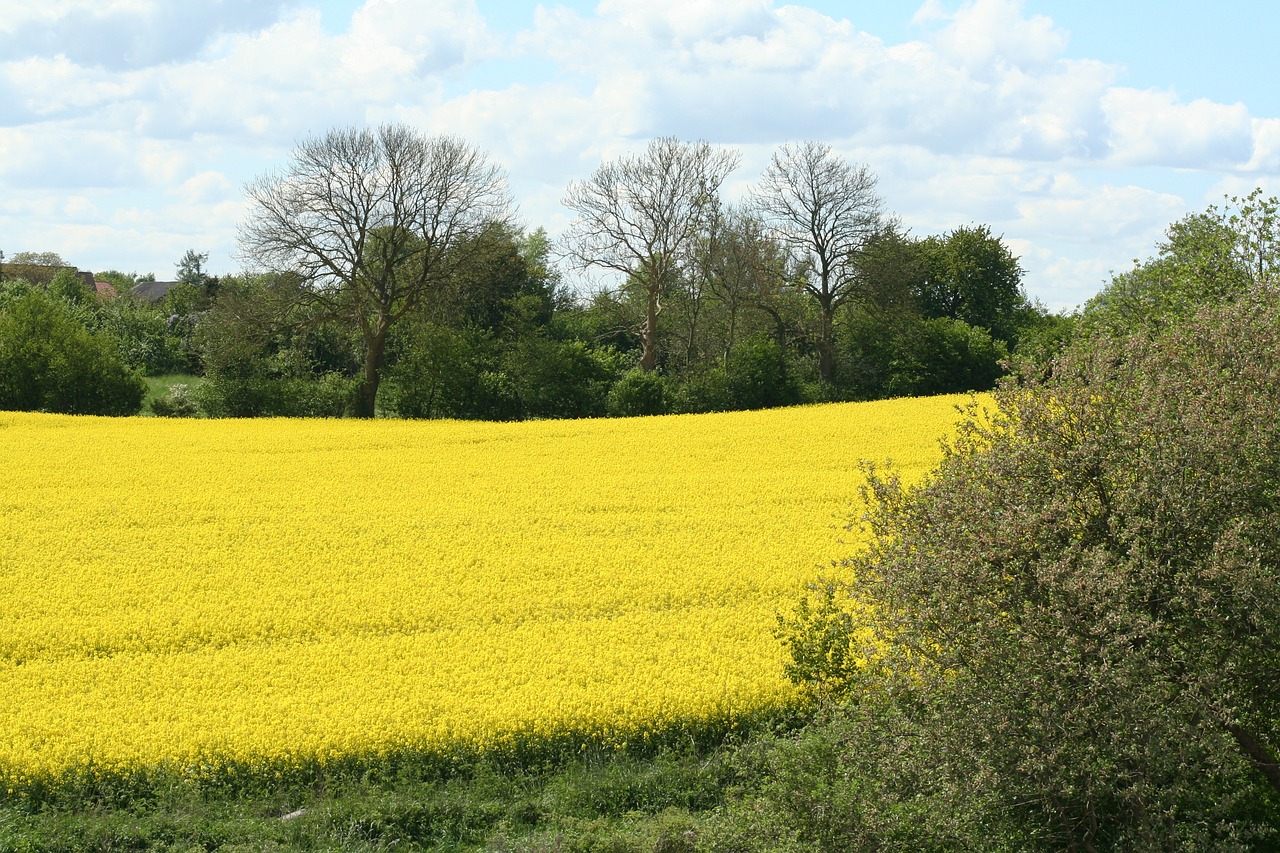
[{"xmin": 0, "ymin": 124, "xmax": 1086, "ymax": 419}]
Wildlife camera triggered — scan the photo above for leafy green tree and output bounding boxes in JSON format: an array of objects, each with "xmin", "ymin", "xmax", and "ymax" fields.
[
  {"xmin": 1081, "ymin": 189, "xmax": 1280, "ymax": 336},
  {"xmin": 93, "ymin": 295, "xmax": 189, "ymax": 375},
  {"xmin": 883, "ymin": 317, "xmax": 1007, "ymax": 397},
  {"xmin": 7, "ymin": 250, "xmax": 65, "ymax": 267},
  {"xmin": 194, "ymin": 273, "xmax": 357, "ymax": 417},
  {"xmin": 95, "ymin": 270, "xmax": 138, "ymax": 292},
  {"xmin": 0, "ymin": 289, "xmax": 145, "ymax": 415},
  {"xmin": 430, "ymin": 223, "xmax": 559, "ymax": 334},
  {"xmin": 915, "ymin": 224, "xmax": 1026, "ymax": 341},
  {"xmin": 1009, "ymin": 300, "xmax": 1076, "ymax": 367},
  {"xmin": 382, "ymin": 321, "xmax": 497, "ymax": 419},
  {"xmin": 722, "ymin": 335, "xmax": 800, "ymax": 410},
  {"xmin": 176, "ymin": 249, "xmax": 211, "ymax": 288},
  {"xmin": 506, "ymin": 336, "xmax": 623, "ymax": 419},
  {"xmin": 606, "ymin": 369, "xmax": 669, "ymax": 417},
  {"xmin": 776, "ymin": 282, "xmax": 1280, "ymax": 849},
  {"xmin": 49, "ymin": 268, "xmax": 90, "ymax": 305}
]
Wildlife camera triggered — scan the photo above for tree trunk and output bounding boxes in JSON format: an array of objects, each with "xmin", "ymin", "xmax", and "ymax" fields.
[
  {"xmin": 640, "ymin": 285, "xmax": 660, "ymax": 372},
  {"xmin": 356, "ymin": 321, "xmax": 390, "ymax": 418},
  {"xmin": 817, "ymin": 301, "xmax": 835, "ymax": 384},
  {"xmin": 723, "ymin": 302, "xmax": 739, "ymax": 368}
]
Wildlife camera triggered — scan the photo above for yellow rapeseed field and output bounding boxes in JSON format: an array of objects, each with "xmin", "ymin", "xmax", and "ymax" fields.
[{"xmin": 0, "ymin": 397, "xmax": 968, "ymax": 787}]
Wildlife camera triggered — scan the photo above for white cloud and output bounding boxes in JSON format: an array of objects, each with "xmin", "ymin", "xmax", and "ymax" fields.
[
  {"xmin": 0, "ymin": 125, "xmax": 144, "ymax": 188},
  {"xmin": 345, "ymin": 0, "xmax": 494, "ymax": 76},
  {"xmin": 174, "ymin": 171, "xmax": 235, "ymax": 205},
  {"xmin": 916, "ymin": 0, "xmax": 1065, "ymax": 73},
  {"xmin": 1245, "ymin": 118, "xmax": 1280, "ymax": 172},
  {"xmin": 519, "ymin": 0, "xmax": 1120, "ymax": 165},
  {"xmin": 1102, "ymin": 88, "xmax": 1254, "ymax": 168},
  {"xmin": 1012, "ymin": 243, "xmax": 1117, "ymax": 312},
  {"xmin": 0, "ymin": 56, "xmax": 136, "ymax": 120},
  {"xmin": 1015, "ymin": 181, "xmax": 1184, "ymax": 245},
  {"xmin": 0, "ymin": 0, "xmax": 293, "ymax": 70}
]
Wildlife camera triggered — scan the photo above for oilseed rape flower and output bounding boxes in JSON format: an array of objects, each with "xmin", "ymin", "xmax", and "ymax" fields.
[{"xmin": 0, "ymin": 397, "xmax": 968, "ymax": 787}]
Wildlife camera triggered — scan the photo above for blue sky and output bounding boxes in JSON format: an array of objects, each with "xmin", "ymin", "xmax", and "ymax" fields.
[{"xmin": 3, "ymin": 0, "xmax": 1279, "ymax": 310}]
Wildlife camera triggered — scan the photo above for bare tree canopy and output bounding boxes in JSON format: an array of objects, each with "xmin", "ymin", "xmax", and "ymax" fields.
[
  {"xmin": 239, "ymin": 124, "xmax": 512, "ymax": 416},
  {"xmin": 561, "ymin": 136, "xmax": 740, "ymax": 372},
  {"xmin": 752, "ymin": 141, "xmax": 884, "ymax": 383}
]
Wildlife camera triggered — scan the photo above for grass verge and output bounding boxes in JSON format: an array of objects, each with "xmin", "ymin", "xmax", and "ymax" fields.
[{"xmin": 0, "ymin": 723, "xmax": 798, "ymax": 852}]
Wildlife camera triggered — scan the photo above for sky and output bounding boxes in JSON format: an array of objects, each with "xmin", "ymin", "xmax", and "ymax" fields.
[{"xmin": 3, "ymin": 1, "xmax": 1280, "ymax": 311}]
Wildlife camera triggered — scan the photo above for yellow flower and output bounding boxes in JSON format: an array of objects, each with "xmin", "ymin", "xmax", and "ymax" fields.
[{"xmin": 0, "ymin": 396, "xmax": 969, "ymax": 785}]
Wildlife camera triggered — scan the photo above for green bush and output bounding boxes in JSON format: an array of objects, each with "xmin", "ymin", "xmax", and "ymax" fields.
[
  {"xmin": 196, "ymin": 373, "xmax": 356, "ymax": 418},
  {"xmin": 508, "ymin": 337, "xmax": 624, "ymax": 419},
  {"xmin": 383, "ymin": 322, "xmax": 525, "ymax": 421},
  {"xmin": 723, "ymin": 336, "xmax": 800, "ymax": 410},
  {"xmin": 470, "ymin": 369, "xmax": 524, "ymax": 421},
  {"xmin": 384, "ymin": 322, "xmax": 490, "ymax": 419},
  {"xmin": 884, "ymin": 316, "xmax": 1006, "ymax": 397},
  {"xmin": 606, "ymin": 369, "xmax": 668, "ymax": 417},
  {"xmin": 774, "ymin": 281, "xmax": 1280, "ymax": 849},
  {"xmin": 673, "ymin": 367, "xmax": 732, "ymax": 413},
  {"xmin": 0, "ymin": 290, "xmax": 146, "ymax": 415},
  {"xmin": 94, "ymin": 296, "xmax": 191, "ymax": 375}
]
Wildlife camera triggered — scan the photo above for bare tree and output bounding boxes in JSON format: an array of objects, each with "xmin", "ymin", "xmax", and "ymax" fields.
[
  {"xmin": 752, "ymin": 141, "xmax": 884, "ymax": 383},
  {"xmin": 561, "ymin": 136, "xmax": 740, "ymax": 372},
  {"xmin": 239, "ymin": 124, "xmax": 512, "ymax": 417}
]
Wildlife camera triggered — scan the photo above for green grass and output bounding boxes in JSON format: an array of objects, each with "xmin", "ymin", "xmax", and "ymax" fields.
[
  {"xmin": 142, "ymin": 374, "xmax": 203, "ymax": 416},
  {"xmin": 0, "ymin": 738, "xmax": 767, "ymax": 852}
]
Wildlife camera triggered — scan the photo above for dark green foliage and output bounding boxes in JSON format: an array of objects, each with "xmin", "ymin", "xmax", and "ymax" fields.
[
  {"xmin": 883, "ymin": 316, "xmax": 1007, "ymax": 397},
  {"xmin": 1009, "ymin": 301, "xmax": 1076, "ymax": 367},
  {"xmin": 606, "ymin": 369, "xmax": 669, "ymax": 417},
  {"xmin": 93, "ymin": 295, "xmax": 192, "ymax": 375},
  {"xmin": 48, "ymin": 267, "xmax": 91, "ymax": 305},
  {"xmin": 835, "ymin": 310, "xmax": 1008, "ymax": 400},
  {"xmin": 673, "ymin": 367, "xmax": 733, "ymax": 414},
  {"xmin": 774, "ymin": 281, "xmax": 1280, "ymax": 849},
  {"xmin": 0, "ymin": 289, "xmax": 146, "ymax": 415},
  {"xmin": 193, "ymin": 273, "xmax": 360, "ymax": 418},
  {"xmin": 195, "ymin": 373, "xmax": 356, "ymax": 418},
  {"xmin": 914, "ymin": 224, "xmax": 1026, "ymax": 340},
  {"xmin": 435, "ymin": 223, "xmax": 560, "ymax": 334},
  {"xmin": 383, "ymin": 322, "xmax": 495, "ymax": 419},
  {"xmin": 381, "ymin": 321, "xmax": 588, "ymax": 421},
  {"xmin": 507, "ymin": 336, "xmax": 624, "ymax": 419},
  {"xmin": 721, "ymin": 336, "xmax": 800, "ymax": 410}
]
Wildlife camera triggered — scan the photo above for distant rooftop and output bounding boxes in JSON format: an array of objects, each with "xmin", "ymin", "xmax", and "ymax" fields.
[{"xmin": 126, "ymin": 280, "xmax": 180, "ymax": 302}]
